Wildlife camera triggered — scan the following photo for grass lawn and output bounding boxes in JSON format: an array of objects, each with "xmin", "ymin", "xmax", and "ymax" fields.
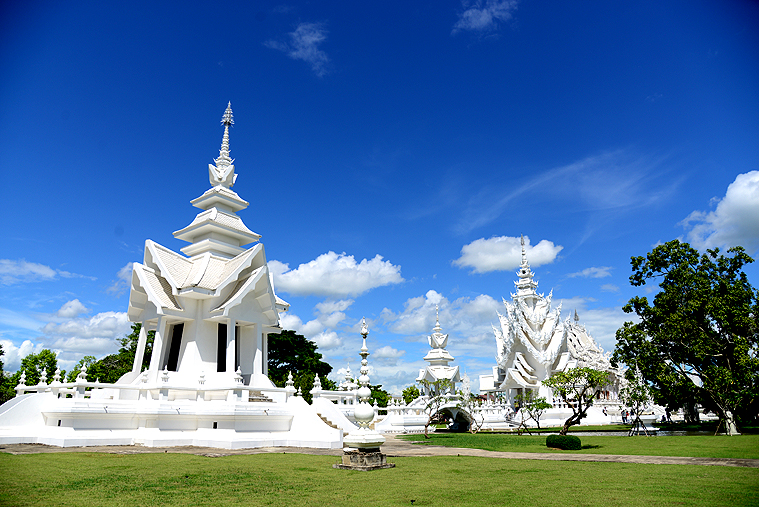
[
  {"xmin": 400, "ymin": 433, "xmax": 759, "ymax": 459},
  {"xmin": 1, "ymin": 452, "xmax": 757, "ymax": 507}
]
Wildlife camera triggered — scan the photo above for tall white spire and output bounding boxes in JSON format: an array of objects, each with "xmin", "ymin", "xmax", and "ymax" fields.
[
  {"xmin": 209, "ymin": 102, "xmax": 237, "ymax": 188},
  {"xmin": 513, "ymin": 234, "xmax": 539, "ymax": 302}
]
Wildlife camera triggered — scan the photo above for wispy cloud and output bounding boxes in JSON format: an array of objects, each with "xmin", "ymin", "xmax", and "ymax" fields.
[
  {"xmin": 567, "ymin": 266, "xmax": 612, "ymax": 279},
  {"xmin": 452, "ymin": 0, "xmax": 518, "ymax": 35},
  {"xmin": 455, "ymin": 149, "xmax": 681, "ymax": 234},
  {"xmin": 0, "ymin": 259, "xmax": 96, "ymax": 285},
  {"xmin": 106, "ymin": 262, "xmax": 134, "ymax": 296},
  {"xmin": 265, "ymin": 22, "xmax": 330, "ymax": 77},
  {"xmin": 680, "ymin": 170, "xmax": 759, "ymax": 254}
]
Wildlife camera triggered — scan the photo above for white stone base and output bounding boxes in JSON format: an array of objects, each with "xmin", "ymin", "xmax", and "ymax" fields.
[{"xmin": 0, "ymin": 393, "xmax": 342, "ymax": 450}]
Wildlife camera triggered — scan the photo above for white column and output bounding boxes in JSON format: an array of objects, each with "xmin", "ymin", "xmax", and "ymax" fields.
[
  {"xmin": 226, "ymin": 318, "xmax": 236, "ymax": 374},
  {"xmin": 253, "ymin": 324, "xmax": 263, "ymax": 376},
  {"xmin": 132, "ymin": 324, "xmax": 148, "ymax": 373},
  {"xmin": 148, "ymin": 316, "xmax": 166, "ymax": 377},
  {"xmin": 262, "ymin": 332, "xmax": 268, "ymax": 376}
]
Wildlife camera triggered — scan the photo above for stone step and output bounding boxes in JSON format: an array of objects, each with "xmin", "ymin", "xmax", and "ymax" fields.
[
  {"xmin": 318, "ymin": 414, "xmax": 340, "ymax": 430},
  {"xmin": 248, "ymin": 391, "xmax": 274, "ymax": 403}
]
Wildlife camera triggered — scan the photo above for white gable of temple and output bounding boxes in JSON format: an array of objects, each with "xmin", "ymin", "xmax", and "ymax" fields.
[{"xmin": 480, "ymin": 236, "xmax": 621, "ymax": 403}]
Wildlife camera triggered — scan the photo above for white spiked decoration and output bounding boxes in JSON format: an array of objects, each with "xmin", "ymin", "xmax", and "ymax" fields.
[
  {"xmin": 52, "ymin": 368, "xmax": 61, "ymax": 384},
  {"xmin": 39, "ymin": 370, "xmax": 48, "ymax": 386},
  {"xmin": 209, "ymin": 102, "xmax": 237, "ymax": 188}
]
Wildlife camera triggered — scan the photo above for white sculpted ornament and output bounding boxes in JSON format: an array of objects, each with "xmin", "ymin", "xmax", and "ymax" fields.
[
  {"xmin": 208, "ymin": 102, "xmax": 238, "ymax": 188},
  {"xmin": 428, "ymin": 305, "xmax": 449, "ymax": 349}
]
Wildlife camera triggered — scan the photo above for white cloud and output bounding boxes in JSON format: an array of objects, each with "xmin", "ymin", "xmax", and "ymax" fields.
[
  {"xmin": 567, "ymin": 266, "xmax": 612, "ymax": 278},
  {"xmin": 315, "ymin": 299, "xmax": 354, "ymax": 314},
  {"xmin": 271, "ymin": 251, "xmax": 403, "ymax": 297},
  {"xmin": 373, "ymin": 345, "xmax": 406, "ymax": 366},
  {"xmin": 0, "ymin": 339, "xmax": 44, "ymax": 372},
  {"xmin": 0, "ymin": 259, "xmax": 96, "ymax": 285},
  {"xmin": 600, "ymin": 284, "xmax": 619, "ymax": 292},
  {"xmin": 106, "ymin": 262, "xmax": 134, "ymax": 295},
  {"xmin": 56, "ymin": 299, "xmax": 89, "ymax": 318},
  {"xmin": 312, "ymin": 330, "xmax": 342, "ymax": 350},
  {"xmin": 41, "ymin": 311, "xmax": 131, "ymax": 355},
  {"xmin": 265, "ymin": 22, "xmax": 330, "ymax": 77},
  {"xmin": 0, "ymin": 259, "xmax": 57, "ymax": 285},
  {"xmin": 385, "ymin": 290, "xmax": 446, "ymax": 335},
  {"xmin": 384, "ymin": 290, "xmax": 501, "ymax": 353},
  {"xmin": 452, "ymin": 0, "xmax": 518, "ymax": 34},
  {"xmin": 374, "ymin": 345, "xmax": 405, "ymax": 359},
  {"xmin": 681, "ymin": 171, "xmax": 759, "ymax": 253},
  {"xmin": 453, "ymin": 235, "xmax": 562, "ymax": 273}
]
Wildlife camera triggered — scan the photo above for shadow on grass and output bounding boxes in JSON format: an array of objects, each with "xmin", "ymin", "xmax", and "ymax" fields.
[{"xmin": 581, "ymin": 444, "xmax": 603, "ymax": 450}]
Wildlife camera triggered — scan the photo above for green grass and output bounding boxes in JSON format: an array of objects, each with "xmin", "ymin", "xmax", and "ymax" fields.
[
  {"xmin": 400, "ymin": 433, "xmax": 759, "ymax": 459},
  {"xmin": 0, "ymin": 452, "xmax": 757, "ymax": 507}
]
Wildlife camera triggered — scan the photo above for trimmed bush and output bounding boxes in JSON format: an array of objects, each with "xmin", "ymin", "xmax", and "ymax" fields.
[{"xmin": 546, "ymin": 434, "xmax": 581, "ymax": 450}]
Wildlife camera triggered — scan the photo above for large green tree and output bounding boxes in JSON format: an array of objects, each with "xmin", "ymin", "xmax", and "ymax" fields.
[
  {"xmin": 613, "ymin": 240, "xmax": 759, "ymax": 435},
  {"xmin": 267, "ymin": 330, "xmax": 335, "ymax": 403},
  {"xmin": 402, "ymin": 385, "xmax": 420, "ymax": 405},
  {"xmin": 543, "ymin": 367, "xmax": 610, "ymax": 435},
  {"xmin": 0, "ymin": 349, "xmax": 61, "ymax": 403}
]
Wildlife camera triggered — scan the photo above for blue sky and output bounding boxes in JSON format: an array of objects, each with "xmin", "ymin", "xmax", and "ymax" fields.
[{"xmin": 1, "ymin": 0, "xmax": 758, "ymax": 394}]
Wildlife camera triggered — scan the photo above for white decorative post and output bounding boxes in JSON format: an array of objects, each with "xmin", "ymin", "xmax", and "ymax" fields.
[
  {"xmin": 285, "ymin": 371, "xmax": 296, "ymax": 401},
  {"xmin": 335, "ymin": 318, "xmax": 394, "ymax": 470},
  {"xmin": 312, "ymin": 373, "xmax": 322, "ymax": 399},
  {"xmin": 15, "ymin": 372, "xmax": 27, "ymax": 397}
]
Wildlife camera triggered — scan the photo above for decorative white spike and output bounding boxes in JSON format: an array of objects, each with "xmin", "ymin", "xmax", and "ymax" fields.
[{"xmin": 209, "ymin": 102, "xmax": 237, "ymax": 188}]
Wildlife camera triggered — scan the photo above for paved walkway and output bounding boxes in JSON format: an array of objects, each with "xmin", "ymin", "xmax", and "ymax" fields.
[{"xmin": 1, "ymin": 435, "xmax": 757, "ymax": 468}]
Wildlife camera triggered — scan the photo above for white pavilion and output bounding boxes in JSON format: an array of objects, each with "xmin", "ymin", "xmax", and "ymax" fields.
[
  {"xmin": 479, "ymin": 236, "xmax": 623, "ymax": 423},
  {"xmin": 416, "ymin": 307, "xmax": 461, "ymax": 396},
  {"xmin": 0, "ymin": 104, "xmax": 342, "ymax": 449}
]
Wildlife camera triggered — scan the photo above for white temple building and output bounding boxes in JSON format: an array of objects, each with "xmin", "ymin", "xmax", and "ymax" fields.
[
  {"xmin": 0, "ymin": 104, "xmax": 342, "ymax": 449},
  {"xmin": 479, "ymin": 236, "xmax": 624, "ymax": 425},
  {"xmin": 416, "ymin": 307, "xmax": 461, "ymax": 396}
]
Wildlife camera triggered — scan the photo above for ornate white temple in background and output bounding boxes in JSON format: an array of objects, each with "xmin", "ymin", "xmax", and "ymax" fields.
[
  {"xmin": 416, "ymin": 306, "xmax": 461, "ymax": 395},
  {"xmin": 0, "ymin": 104, "xmax": 342, "ymax": 449},
  {"xmin": 480, "ymin": 236, "xmax": 623, "ymax": 423}
]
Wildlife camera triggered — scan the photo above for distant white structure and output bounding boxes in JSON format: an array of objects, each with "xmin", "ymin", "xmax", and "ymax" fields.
[
  {"xmin": 0, "ymin": 103, "xmax": 341, "ymax": 449},
  {"xmin": 416, "ymin": 306, "xmax": 461, "ymax": 395},
  {"xmin": 479, "ymin": 236, "xmax": 624, "ymax": 426},
  {"xmin": 375, "ymin": 310, "xmax": 515, "ymax": 433}
]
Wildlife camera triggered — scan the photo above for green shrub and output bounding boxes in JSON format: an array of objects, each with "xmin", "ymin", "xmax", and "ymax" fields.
[{"xmin": 546, "ymin": 434, "xmax": 581, "ymax": 450}]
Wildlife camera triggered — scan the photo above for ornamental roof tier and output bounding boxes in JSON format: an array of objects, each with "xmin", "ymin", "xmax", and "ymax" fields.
[{"xmin": 172, "ymin": 102, "xmax": 261, "ymax": 259}]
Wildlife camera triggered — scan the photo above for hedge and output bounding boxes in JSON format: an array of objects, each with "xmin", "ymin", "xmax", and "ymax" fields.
[{"xmin": 546, "ymin": 434, "xmax": 581, "ymax": 450}]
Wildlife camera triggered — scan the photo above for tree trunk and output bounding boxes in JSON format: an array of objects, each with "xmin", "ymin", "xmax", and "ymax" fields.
[{"xmin": 684, "ymin": 402, "xmax": 700, "ymax": 424}]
